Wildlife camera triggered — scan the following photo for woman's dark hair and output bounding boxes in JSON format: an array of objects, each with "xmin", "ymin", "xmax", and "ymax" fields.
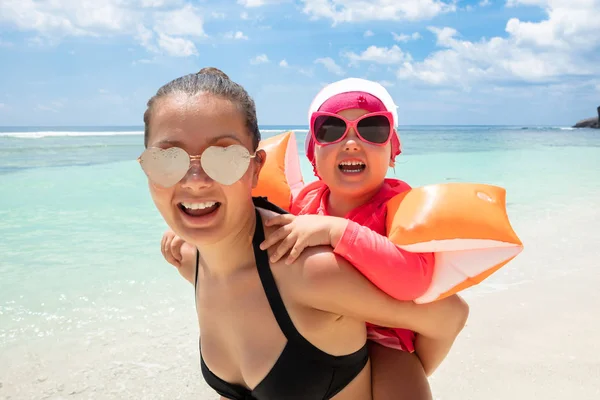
[{"xmin": 143, "ymin": 67, "xmax": 260, "ymax": 149}]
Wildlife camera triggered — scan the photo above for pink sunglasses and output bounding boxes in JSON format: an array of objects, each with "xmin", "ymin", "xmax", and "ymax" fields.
[{"xmin": 310, "ymin": 111, "xmax": 394, "ymax": 146}]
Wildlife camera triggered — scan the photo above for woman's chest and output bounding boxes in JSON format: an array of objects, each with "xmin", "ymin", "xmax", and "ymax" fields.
[{"xmin": 196, "ymin": 276, "xmax": 290, "ymax": 389}]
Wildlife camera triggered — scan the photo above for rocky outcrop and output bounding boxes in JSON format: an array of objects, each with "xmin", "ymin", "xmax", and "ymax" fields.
[{"xmin": 573, "ymin": 106, "xmax": 599, "ymax": 128}]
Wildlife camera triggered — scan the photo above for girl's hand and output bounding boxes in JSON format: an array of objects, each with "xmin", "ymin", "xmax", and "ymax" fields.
[
  {"xmin": 161, "ymin": 229, "xmax": 187, "ymax": 268},
  {"xmin": 260, "ymin": 214, "xmax": 348, "ymax": 264}
]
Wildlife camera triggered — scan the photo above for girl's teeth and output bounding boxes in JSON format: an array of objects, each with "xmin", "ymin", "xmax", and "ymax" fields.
[
  {"xmin": 338, "ymin": 161, "xmax": 366, "ymax": 173},
  {"xmin": 339, "ymin": 161, "xmax": 365, "ymax": 166}
]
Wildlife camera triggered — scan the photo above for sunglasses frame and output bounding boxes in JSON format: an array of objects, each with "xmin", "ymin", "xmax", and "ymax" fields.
[
  {"xmin": 137, "ymin": 144, "xmax": 256, "ymax": 188},
  {"xmin": 310, "ymin": 111, "xmax": 395, "ymax": 147}
]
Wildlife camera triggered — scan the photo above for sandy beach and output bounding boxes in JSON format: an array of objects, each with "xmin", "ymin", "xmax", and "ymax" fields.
[{"xmin": 2, "ymin": 190, "xmax": 599, "ymax": 400}]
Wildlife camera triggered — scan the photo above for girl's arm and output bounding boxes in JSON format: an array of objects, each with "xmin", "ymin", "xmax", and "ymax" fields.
[
  {"xmin": 160, "ymin": 229, "xmax": 197, "ymax": 285},
  {"xmin": 331, "ymin": 220, "xmax": 435, "ymax": 301}
]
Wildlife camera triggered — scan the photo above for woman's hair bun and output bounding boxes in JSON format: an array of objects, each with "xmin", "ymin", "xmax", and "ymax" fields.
[{"xmin": 197, "ymin": 67, "xmax": 230, "ymax": 80}]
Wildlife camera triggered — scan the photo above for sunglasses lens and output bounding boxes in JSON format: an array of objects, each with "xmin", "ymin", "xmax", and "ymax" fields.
[
  {"xmin": 139, "ymin": 147, "xmax": 190, "ymax": 188},
  {"xmin": 313, "ymin": 115, "xmax": 347, "ymax": 143},
  {"xmin": 201, "ymin": 145, "xmax": 252, "ymax": 186},
  {"xmin": 357, "ymin": 115, "xmax": 391, "ymax": 144}
]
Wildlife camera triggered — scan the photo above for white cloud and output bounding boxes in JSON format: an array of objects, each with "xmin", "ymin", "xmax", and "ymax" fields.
[
  {"xmin": 240, "ymin": 11, "xmax": 250, "ymax": 19},
  {"xmin": 479, "ymin": 0, "xmax": 491, "ymax": 6},
  {"xmin": 0, "ymin": 0, "xmax": 133, "ymax": 37},
  {"xmin": 298, "ymin": 67, "xmax": 315, "ymax": 77},
  {"xmin": 136, "ymin": 24, "xmax": 158, "ymax": 53},
  {"xmin": 505, "ymin": 0, "xmax": 600, "ymax": 51},
  {"xmin": 238, "ymin": 0, "xmax": 286, "ymax": 7},
  {"xmin": 505, "ymin": 0, "xmax": 546, "ymax": 7},
  {"xmin": 364, "ymin": 30, "xmax": 374, "ymax": 37},
  {"xmin": 0, "ymin": 0, "xmax": 205, "ymax": 57},
  {"xmin": 278, "ymin": 59, "xmax": 316, "ymax": 77},
  {"xmin": 139, "ymin": 0, "xmax": 182, "ymax": 7},
  {"xmin": 344, "ymin": 45, "xmax": 412, "ymax": 65},
  {"xmin": 250, "ymin": 54, "xmax": 270, "ymax": 64},
  {"xmin": 396, "ymin": 0, "xmax": 600, "ymax": 88},
  {"xmin": 392, "ymin": 31, "xmax": 421, "ymax": 42},
  {"xmin": 301, "ymin": 0, "xmax": 456, "ymax": 24},
  {"xmin": 153, "ymin": 4, "xmax": 206, "ymax": 37},
  {"xmin": 157, "ymin": 33, "xmax": 198, "ymax": 57},
  {"xmin": 314, "ymin": 57, "xmax": 345, "ymax": 75},
  {"xmin": 224, "ymin": 31, "xmax": 249, "ymax": 40}
]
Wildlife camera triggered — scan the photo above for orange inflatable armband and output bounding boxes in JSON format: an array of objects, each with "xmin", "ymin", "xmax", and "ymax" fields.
[
  {"xmin": 252, "ymin": 131, "xmax": 304, "ymax": 211},
  {"xmin": 386, "ymin": 183, "xmax": 523, "ymax": 303}
]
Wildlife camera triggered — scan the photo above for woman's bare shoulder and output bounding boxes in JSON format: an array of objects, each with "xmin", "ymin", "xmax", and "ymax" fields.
[
  {"xmin": 271, "ymin": 245, "xmax": 355, "ymax": 308},
  {"xmin": 255, "ymin": 208, "xmax": 362, "ymax": 314}
]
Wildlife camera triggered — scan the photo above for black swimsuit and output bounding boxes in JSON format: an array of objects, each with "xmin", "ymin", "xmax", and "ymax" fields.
[{"xmin": 195, "ymin": 197, "xmax": 369, "ymax": 400}]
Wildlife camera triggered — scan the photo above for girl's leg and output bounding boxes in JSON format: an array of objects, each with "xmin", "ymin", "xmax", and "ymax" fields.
[{"xmin": 368, "ymin": 341, "xmax": 433, "ymax": 400}]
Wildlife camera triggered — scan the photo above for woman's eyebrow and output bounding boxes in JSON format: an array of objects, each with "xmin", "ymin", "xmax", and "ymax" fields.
[
  {"xmin": 207, "ymin": 134, "xmax": 243, "ymax": 145},
  {"xmin": 153, "ymin": 139, "xmax": 186, "ymax": 147},
  {"xmin": 153, "ymin": 134, "xmax": 242, "ymax": 148}
]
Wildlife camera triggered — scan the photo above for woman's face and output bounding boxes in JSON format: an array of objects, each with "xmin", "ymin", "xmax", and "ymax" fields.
[
  {"xmin": 314, "ymin": 108, "xmax": 392, "ymax": 199},
  {"xmin": 144, "ymin": 93, "xmax": 263, "ymax": 246}
]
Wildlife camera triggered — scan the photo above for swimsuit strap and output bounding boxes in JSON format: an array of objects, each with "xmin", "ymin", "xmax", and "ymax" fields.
[
  {"xmin": 194, "ymin": 248, "xmax": 200, "ymax": 309},
  {"xmin": 252, "ymin": 208, "xmax": 302, "ymax": 342},
  {"xmin": 193, "ymin": 202, "xmax": 298, "ymax": 342},
  {"xmin": 252, "ymin": 196, "xmax": 289, "ymax": 215}
]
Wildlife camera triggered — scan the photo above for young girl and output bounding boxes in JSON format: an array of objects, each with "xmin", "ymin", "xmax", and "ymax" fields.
[{"xmin": 161, "ymin": 78, "xmax": 469, "ymax": 399}]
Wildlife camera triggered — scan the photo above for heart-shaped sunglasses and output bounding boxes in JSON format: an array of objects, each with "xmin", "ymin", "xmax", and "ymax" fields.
[
  {"xmin": 310, "ymin": 111, "xmax": 394, "ymax": 146},
  {"xmin": 138, "ymin": 145, "xmax": 256, "ymax": 188}
]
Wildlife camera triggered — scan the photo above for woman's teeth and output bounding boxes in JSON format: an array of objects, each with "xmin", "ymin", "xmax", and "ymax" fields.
[
  {"xmin": 338, "ymin": 161, "xmax": 366, "ymax": 173},
  {"xmin": 179, "ymin": 201, "xmax": 220, "ymax": 217},
  {"xmin": 181, "ymin": 201, "xmax": 217, "ymax": 210}
]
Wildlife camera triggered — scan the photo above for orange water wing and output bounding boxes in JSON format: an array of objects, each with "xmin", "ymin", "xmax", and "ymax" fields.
[
  {"xmin": 431, "ymin": 254, "xmax": 520, "ymax": 302},
  {"xmin": 386, "ymin": 183, "xmax": 519, "ymax": 245},
  {"xmin": 251, "ymin": 131, "xmax": 293, "ymax": 211}
]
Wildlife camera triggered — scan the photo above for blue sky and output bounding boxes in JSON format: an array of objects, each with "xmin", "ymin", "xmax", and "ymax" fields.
[{"xmin": 0, "ymin": 0, "xmax": 599, "ymax": 126}]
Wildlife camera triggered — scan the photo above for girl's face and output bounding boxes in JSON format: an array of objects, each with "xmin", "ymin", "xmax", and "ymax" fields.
[
  {"xmin": 313, "ymin": 108, "xmax": 392, "ymax": 199},
  {"xmin": 143, "ymin": 93, "xmax": 264, "ymax": 246}
]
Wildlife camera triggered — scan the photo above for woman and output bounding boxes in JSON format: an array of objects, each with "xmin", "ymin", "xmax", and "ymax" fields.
[{"xmin": 139, "ymin": 67, "xmax": 468, "ymax": 400}]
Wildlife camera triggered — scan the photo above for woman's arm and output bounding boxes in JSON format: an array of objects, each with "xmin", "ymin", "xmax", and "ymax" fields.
[
  {"xmin": 293, "ymin": 246, "xmax": 468, "ymax": 339},
  {"xmin": 414, "ymin": 311, "xmax": 469, "ymax": 377}
]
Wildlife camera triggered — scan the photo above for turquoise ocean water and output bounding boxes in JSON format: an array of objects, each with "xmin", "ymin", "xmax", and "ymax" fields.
[{"xmin": 1, "ymin": 125, "xmax": 599, "ymax": 383}]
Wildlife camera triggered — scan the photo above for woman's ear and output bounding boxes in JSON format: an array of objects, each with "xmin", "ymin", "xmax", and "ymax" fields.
[{"xmin": 251, "ymin": 149, "xmax": 266, "ymax": 188}]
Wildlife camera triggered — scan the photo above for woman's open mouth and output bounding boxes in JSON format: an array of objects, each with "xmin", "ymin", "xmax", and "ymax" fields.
[{"xmin": 178, "ymin": 201, "xmax": 221, "ymax": 217}]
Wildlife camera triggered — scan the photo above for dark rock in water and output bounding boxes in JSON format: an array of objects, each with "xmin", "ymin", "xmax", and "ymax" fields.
[{"xmin": 573, "ymin": 106, "xmax": 599, "ymax": 129}]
